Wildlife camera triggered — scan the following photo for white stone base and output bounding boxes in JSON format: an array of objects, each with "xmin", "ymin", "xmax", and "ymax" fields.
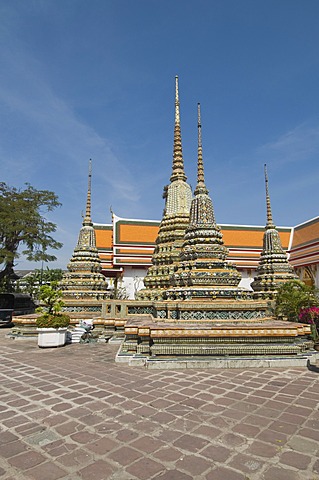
[{"xmin": 116, "ymin": 347, "xmax": 319, "ymax": 369}]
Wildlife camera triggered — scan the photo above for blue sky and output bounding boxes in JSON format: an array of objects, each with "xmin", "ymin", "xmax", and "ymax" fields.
[{"xmin": 1, "ymin": 0, "xmax": 319, "ymax": 270}]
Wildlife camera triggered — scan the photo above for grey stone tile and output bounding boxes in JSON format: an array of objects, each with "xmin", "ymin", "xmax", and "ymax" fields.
[{"xmin": 0, "ymin": 329, "xmax": 319, "ymax": 480}]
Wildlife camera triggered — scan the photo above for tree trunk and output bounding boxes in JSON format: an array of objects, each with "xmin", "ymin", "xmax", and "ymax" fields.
[{"xmin": 0, "ymin": 260, "xmax": 16, "ymax": 292}]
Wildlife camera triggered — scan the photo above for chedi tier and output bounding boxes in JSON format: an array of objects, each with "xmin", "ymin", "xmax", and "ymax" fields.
[
  {"xmin": 251, "ymin": 165, "xmax": 297, "ymax": 297},
  {"xmin": 166, "ymin": 104, "xmax": 243, "ymax": 301},
  {"xmin": 114, "ymin": 78, "xmax": 313, "ymax": 365},
  {"xmin": 60, "ymin": 161, "xmax": 109, "ymax": 300},
  {"xmin": 136, "ymin": 76, "xmax": 192, "ymax": 301}
]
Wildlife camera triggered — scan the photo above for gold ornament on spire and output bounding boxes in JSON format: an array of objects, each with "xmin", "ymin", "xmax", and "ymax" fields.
[
  {"xmin": 166, "ymin": 103, "xmax": 242, "ymax": 299},
  {"xmin": 170, "ymin": 75, "xmax": 187, "ymax": 182},
  {"xmin": 264, "ymin": 164, "xmax": 275, "ymax": 229},
  {"xmin": 194, "ymin": 103, "xmax": 208, "ymax": 196},
  {"xmin": 83, "ymin": 159, "xmax": 92, "ymax": 226},
  {"xmin": 136, "ymin": 76, "xmax": 192, "ymax": 300}
]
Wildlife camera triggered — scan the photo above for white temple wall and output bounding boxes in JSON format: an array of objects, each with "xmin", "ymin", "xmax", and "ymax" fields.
[
  {"xmin": 116, "ymin": 266, "xmax": 258, "ymax": 296},
  {"xmin": 118, "ymin": 267, "xmax": 146, "ymax": 299},
  {"xmin": 238, "ymin": 269, "xmax": 255, "ymax": 290},
  {"xmin": 113, "ymin": 264, "xmax": 319, "ymax": 297}
]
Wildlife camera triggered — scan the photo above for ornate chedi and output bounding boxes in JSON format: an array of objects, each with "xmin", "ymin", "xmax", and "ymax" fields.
[
  {"xmin": 10, "ymin": 161, "xmax": 110, "ymax": 337},
  {"xmin": 116, "ymin": 102, "xmax": 313, "ymax": 365},
  {"xmin": 166, "ymin": 104, "xmax": 243, "ymax": 300},
  {"xmin": 251, "ymin": 164, "xmax": 297, "ymax": 297},
  {"xmin": 60, "ymin": 161, "xmax": 109, "ymax": 300},
  {"xmin": 136, "ymin": 76, "xmax": 192, "ymax": 301}
]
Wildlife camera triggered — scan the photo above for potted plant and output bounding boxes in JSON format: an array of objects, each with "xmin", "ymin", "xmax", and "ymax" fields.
[{"xmin": 36, "ymin": 283, "xmax": 70, "ymax": 348}]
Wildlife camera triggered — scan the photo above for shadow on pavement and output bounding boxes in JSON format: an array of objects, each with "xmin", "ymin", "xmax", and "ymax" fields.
[{"xmin": 307, "ymin": 359, "xmax": 319, "ymax": 373}]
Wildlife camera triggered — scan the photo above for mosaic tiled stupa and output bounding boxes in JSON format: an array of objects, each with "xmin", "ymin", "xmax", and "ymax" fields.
[
  {"xmin": 60, "ymin": 161, "xmax": 109, "ymax": 300},
  {"xmin": 136, "ymin": 76, "xmax": 192, "ymax": 301},
  {"xmin": 166, "ymin": 104, "xmax": 244, "ymax": 300},
  {"xmin": 251, "ymin": 165, "xmax": 297, "ymax": 297},
  {"xmin": 116, "ymin": 98, "xmax": 312, "ymax": 364}
]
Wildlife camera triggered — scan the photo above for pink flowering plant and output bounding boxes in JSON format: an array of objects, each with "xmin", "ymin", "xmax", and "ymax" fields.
[{"xmin": 299, "ymin": 307, "xmax": 319, "ymax": 342}]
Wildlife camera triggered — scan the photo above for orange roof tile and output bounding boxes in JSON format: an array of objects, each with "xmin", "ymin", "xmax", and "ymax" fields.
[
  {"xmin": 116, "ymin": 248, "xmax": 154, "ymax": 255},
  {"xmin": 95, "ymin": 227, "xmax": 112, "ymax": 249},
  {"xmin": 221, "ymin": 226, "xmax": 291, "ymax": 250},
  {"xmin": 116, "ymin": 222, "xmax": 159, "ymax": 245},
  {"xmin": 94, "ymin": 219, "xmax": 296, "ymax": 271},
  {"xmin": 291, "ymin": 218, "xmax": 319, "ymax": 249}
]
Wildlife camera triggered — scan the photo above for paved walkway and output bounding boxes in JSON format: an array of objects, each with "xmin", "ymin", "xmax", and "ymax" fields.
[{"xmin": 0, "ymin": 329, "xmax": 319, "ymax": 480}]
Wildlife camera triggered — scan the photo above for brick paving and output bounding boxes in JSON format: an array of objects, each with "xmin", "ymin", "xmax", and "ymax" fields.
[{"xmin": 0, "ymin": 329, "xmax": 319, "ymax": 480}]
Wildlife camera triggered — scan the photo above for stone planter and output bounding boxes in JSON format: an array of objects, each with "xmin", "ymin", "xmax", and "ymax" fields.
[{"xmin": 37, "ymin": 328, "xmax": 67, "ymax": 348}]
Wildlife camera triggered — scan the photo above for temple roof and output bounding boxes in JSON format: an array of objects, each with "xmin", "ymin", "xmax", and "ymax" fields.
[
  {"xmin": 289, "ymin": 216, "xmax": 319, "ymax": 267},
  {"xmin": 94, "ymin": 217, "xmax": 294, "ymax": 271}
]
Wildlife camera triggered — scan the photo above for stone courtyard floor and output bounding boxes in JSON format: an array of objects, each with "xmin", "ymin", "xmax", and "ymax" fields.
[{"xmin": 0, "ymin": 329, "xmax": 319, "ymax": 480}]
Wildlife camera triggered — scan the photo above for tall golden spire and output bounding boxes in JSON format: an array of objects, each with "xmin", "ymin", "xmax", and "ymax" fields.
[
  {"xmin": 136, "ymin": 76, "xmax": 192, "ymax": 300},
  {"xmin": 194, "ymin": 103, "xmax": 208, "ymax": 196},
  {"xmin": 83, "ymin": 159, "xmax": 92, "ymax": 226},
  {"xmin": 170, "ymin": 76, "xmax": 187, "ymax": 182},
  {"xmin": 167, "ymin": 103, "xmax": 242, "ymax": 299},
  {"xmin": 264, "ymin": 164, "xmax": 275, "ymax": 229}
]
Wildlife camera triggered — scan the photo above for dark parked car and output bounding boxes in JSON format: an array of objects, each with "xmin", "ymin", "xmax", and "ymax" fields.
[{"xmin": 0, "ymin": 293, "xmax": 36, "ymax": 326}]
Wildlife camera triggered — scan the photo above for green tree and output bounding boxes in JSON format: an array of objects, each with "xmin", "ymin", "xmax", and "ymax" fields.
[
  {"xmin": 0, "ymin": 183, "xmax": 62, "ymax": 291},
  {"xmin": 275, "ymin": 280, "xmax": 319, "ymax": 322},
  {"xmin": 15, "ymin": 268, "xmax": 64, "ymax": 299},
  {"xmin": 37, "ymin": 282, "xmax": 64, "ymax": 315},
  {"xmin": 36, "ymin": 282, "xmax": 70, "ymax": 328}
]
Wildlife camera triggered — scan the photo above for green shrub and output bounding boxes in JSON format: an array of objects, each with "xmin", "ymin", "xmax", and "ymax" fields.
[
  {"xmin": 36, "ymin": 282, "xmax": 70, "ymax": 328},
  {"xmin": 36, "ymin": 313, "xmax": 70, "ymax": 329},
  {"xmin": 275, "ymin": 280, "xmax": 319, "ymax": 322}
]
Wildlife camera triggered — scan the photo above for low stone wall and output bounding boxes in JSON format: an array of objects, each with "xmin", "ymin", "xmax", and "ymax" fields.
[{"xmin": 10, "ymin": 311, "xmax": 108, "ymax": 340}]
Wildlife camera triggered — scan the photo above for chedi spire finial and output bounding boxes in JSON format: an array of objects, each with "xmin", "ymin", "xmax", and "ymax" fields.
[
  {"xmin": 264, "ymin": 164, "xmax": 275, "ymax": 229},
  {"xmin": 194, "ymin": 103, "xmax": 208, "ymax": 195},
  {"xmin": 170, "ymin": 76, "xmax": 187, "ymax": 182},
  {"xmin": 83, "ymin": 159, "xmax": 92, "ymax": 226}
]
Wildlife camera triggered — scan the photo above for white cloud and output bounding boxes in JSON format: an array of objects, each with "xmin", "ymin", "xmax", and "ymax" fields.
[
  {"xmin": 256, "ymin": 123, "xmax": 319, "ymax": 166},
  {"xmin": 0, "ymin": 39, "xmax": 140, "ymax": 204},
  {"xmin": 0, "ymin": 29, "xmax": 145, "ymax": 269}
]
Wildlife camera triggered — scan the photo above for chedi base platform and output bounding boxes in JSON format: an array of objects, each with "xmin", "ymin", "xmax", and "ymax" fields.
[{"xmin": 115, "ymin": 315, "xmax": 317, "ymax": 368}]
